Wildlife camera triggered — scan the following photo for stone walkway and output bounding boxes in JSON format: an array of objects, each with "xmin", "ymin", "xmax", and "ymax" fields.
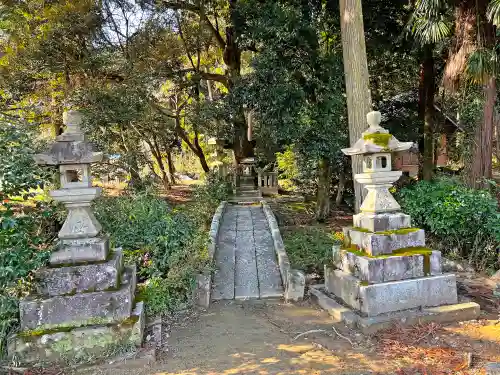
[{"xmin": 211, "ymin": 204, "xmax": 284, "ymax": 300}]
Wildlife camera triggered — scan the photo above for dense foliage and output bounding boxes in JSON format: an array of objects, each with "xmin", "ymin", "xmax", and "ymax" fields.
[
  {"xmin": 397, "ymin": 178, "xmax": 500, "ymax": 270},
  {"xmin": 282, "ymin": 227, "xmax": 333, "ymax": 274},
  {"xmin": 94, "ymin": 176, "xmax": 229, "ymax": 316},
  {"xmin": 0, "ymin": 118, "xmax": 57, "ymax": 355}
]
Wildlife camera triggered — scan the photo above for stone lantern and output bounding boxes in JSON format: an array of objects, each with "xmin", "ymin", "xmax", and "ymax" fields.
[
  {"xmin": 321, "ymin": 111, "xmax": 479, "ymax": 331},
  {"xmin": 8, "ymin": 111, "xmax": 145, "ymax": 365}
]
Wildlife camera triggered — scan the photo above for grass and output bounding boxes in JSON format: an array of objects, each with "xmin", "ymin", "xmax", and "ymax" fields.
[{"xmin": 282, "ymin": 226, "xmax": 333, "ymax": 274}]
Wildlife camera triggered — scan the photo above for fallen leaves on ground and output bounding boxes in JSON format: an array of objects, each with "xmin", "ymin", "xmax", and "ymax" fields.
[{"xmin": 375, "ymin": 322, "xmax": 487, "ymax": 375}]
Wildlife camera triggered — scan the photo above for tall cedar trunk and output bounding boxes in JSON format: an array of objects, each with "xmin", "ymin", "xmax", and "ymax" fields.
[
  {"xmin": 418, "ymin": 44, "xmax": 435, "ymax": 181},
  {"xmin": 316, "ymin": 157, "xmax": 332, "ymax": 222},
  {"xmin": 339, "ymin": 0, "xmax": 372, "ymax": 213},
  {"xmin": 465, "ymin": 1, "xmax": 496, "ymax": 188},
  {"xmin": 467, "ymin": 76, "xmax": 496, "ymax": 187}
]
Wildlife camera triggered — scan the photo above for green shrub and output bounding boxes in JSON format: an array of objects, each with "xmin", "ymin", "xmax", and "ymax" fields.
[
  {"xmin": 282, "ymin": 226, "xmax": 333, "ymax": 274},
  {"xmin": 397, "ymin": 178, "xmax": 500, "ymax": 270},
  {"xmin": 189, "ymin": 173, "xmax": 231, "ymax": 227},
  {"xmin": 94, "ymin": 193, "xmax": 211, "ymax": 314},
  {"xmin": 0, "ymin": 203, "xmax": 57, "ymax": 354}
]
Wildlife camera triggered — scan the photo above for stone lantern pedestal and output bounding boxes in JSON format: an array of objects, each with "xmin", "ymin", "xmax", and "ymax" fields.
[
  {"xmin": 8, "ymin": 111, "xmax": 144, "ymax": 365},
  {"xmin": 320, "ymin": 111, "xmax": 480, "ymax": 332}
]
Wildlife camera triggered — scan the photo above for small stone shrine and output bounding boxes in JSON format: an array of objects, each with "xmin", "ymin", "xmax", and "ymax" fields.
[
  {"xmin": 8, "ymin": 110, "xmax": 144, "ymax": 364},
  {"xmin": 326, "ymin": 111, "xmax": 479, "ymax": 328}
]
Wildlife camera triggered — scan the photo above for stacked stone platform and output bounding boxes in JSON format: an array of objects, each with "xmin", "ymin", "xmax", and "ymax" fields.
[
  {"xmin": 317, "ymin": 111, "xmax": 480, "ymax": 331},
  {"xmin": 8, "ymin": 111, "xmax": 144, "ymax": 365}
]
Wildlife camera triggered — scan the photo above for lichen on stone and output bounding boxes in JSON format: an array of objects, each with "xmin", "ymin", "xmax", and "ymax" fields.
[{"xmin": 363, "ymin": 133, "xmax": 393, "ymax": 147}]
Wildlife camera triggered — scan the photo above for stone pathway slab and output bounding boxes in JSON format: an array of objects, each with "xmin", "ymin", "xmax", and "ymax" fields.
[{"xmin": 212, "ymin": 204, "xmax": 284, "ymax": 300}]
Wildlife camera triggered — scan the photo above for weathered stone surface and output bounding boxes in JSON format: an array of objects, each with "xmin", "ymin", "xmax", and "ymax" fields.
[
  {"xmin": 429, "ymin": 251, "xmax": 442, "ymax": 275},
  {"xmin": 358, "ymin": 178, "xmax": 402, "ymax": 213},
  {"xmin": 9, "ymin": 302, "xmax": 145, "ymax": 365},
  {"xmin": 311, "ymin": 283, "xmax": 480, "ymax": 334},
  {"xmin": 356, "ymin": 302, "xmax": 480, "ymax": 334},
  {"xmin": 325, "ymin": 268, "xmax": 458, "ymax": 316},
  {"xmin": 234, "ymin": 230, "xmax": 259, "ymax": 299},
  {"xmin": 309, "ymin": 285, "xmax": 357, "ymax": 323},
  {"xmin": 20, "ymin": 267, "xmax": 136, "ymax": 330},
  {"xmin": 353, "ymin": 212, "xmax": 411, "ymax": 232},
  {"xmin": 54, "ymin": 204, "xmax": 102, "ymax": 239},
  {"xmin": 348, "ymin": 228, "xmax": 426, "ymax": 256},
  {"xmin": 50, "ymin": 237, "xmax": 109, "ymax": 265},
  {"xmin": 339, "ymin": 251, "xmax": 424, "ymax": 284},
  {"xmin": 325, "ymin": 266, "xmax": 361, "ymax": 310},
  {"xmin": 36, "ymin": 251, "xmax": 123, "ymax": 297},
  {"xmin": 358, "ymin": 274, "xmax": 458, "ymax": 316},
  {"xmin": 285, "ymin": 269, "xmax": 305, "ymax": 302},
  {"xmin": 485, "ymin": 362, "xmax": 500, "ymax": 375}
]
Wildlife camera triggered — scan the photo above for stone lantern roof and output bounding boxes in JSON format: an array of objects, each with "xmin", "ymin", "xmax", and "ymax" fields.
[
  {"xmin": 341, "ymin": 111, "xmax": 413, "ymax": 156},
  {"xmin": 34, "ymin": 110, "xmax": 103, "ymax": 166}
]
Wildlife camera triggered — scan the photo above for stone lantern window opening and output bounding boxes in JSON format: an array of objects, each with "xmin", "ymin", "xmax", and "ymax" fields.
[
  {"xmin": 60, "ymin": 164, "xmax": 92, "ymax": 188},
  {"xmin": 362, "ymin": 153, "xmax": 392, "ymax": 173}
]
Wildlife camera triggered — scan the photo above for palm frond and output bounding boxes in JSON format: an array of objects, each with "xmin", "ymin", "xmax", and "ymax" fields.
[
  {"xmin": 466, "ymin": 48, "xmax": 498, "ymax": 84},
  {"xmin": 415, "ymin": 0, "xmax": 448, "ymax": 15},
  {"xmin": 487, "ymin": 0, "xmax": 500, "ymax": 27},
  {"xmin": 412, "ymin": 17, "xmax": 451, "ymax": 44}
]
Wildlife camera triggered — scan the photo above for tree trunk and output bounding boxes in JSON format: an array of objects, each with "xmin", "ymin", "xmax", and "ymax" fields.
[
  {"xmin": 128, "ymin": 155, "xmax": 142, "ymax": 187},
  {"xmin": 465, "ymin": 2, "xmax": 496, "ymax": 188},
  {"xmin": 226, "ymin": 0, "xmax": 254, "ymax": 162},
  {"xmin": 316, "ymin": 157, "xmax": 331, "ymax": 222},
  {"xmin": 467, "ymin": 76, "xmax": 496, "ymax": 188},
  {"xmin": 442, "ymin": 0, "xmax": 476, "ymax": 92},
  {"xmin": 335, "ymin": 167, "xmax": 346, "ymax": 207},
  {"xmin": 339, "ymin": 0, "xmax": 372, "ymax": 213},
  {"xmin": 418, "ymin": 44, "xmax": 435, "ymax": 181},
  {"xmin": 175, "ymin": 118, "xmax": 210, "ymax": 173},
  {"xmin": 166, "ymin": 150, "xmax": 176, "ymax": 185}
]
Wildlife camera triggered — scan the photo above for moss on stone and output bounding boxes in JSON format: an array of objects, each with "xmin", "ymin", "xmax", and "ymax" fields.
[
  {"xmin": 344, "ymin": 245, "xmax": 433, "ymax": 261},
  {"xmin": 363, "ymin": 133, "xmax": 392, "ymax": 147},
  {"xmin": 375, "ymin": 228, "xmax": 421, "ymax": 235},
  {"xmin": 351, "ymin": 227, "xmax": 421, "ymax": 236},
  {"xmin": 359, "ymin": 281, "xmax": 369, "ymax": 286},
  {"xmin": 18, "ymin": 326, "xmax": 74, "ymax": 337},
  {"xmin": 351, "ymin": 227, "xmax": 371, "ymax": 233},
  {"xmin": 342, "ymin": 246, "xmax": 373, "ymax": 258}
]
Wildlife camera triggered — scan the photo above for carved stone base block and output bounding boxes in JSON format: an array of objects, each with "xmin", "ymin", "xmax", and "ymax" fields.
[{"xmin": 8, "ymin": 302, "xmax": 145, "ymax": 365}]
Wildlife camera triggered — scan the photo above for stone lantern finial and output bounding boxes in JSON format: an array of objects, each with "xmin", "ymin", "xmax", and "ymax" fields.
[
  {"xmin": 366, "ymin": 111, "xmax": 385, "ymax": 133},
  {"xmin": 63, "ymin": 109, "xmax": 83, "ymax": 134}
]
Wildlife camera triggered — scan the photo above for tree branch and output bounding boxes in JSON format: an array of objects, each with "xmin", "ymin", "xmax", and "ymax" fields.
[{"xmin": 160, "ymin": 1, "xmax": 226, "ymax": 49}]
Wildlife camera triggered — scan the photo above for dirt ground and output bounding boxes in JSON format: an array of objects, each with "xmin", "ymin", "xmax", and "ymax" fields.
[{"xmin": 70, "ymin": 293, "xmax": 500, "ymax": 375}]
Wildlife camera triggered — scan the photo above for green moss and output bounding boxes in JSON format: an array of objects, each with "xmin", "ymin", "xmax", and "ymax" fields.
[
  {"xmin": 375, "ymin": 228, "xmax": 421, "ymax": 235},
  {"xmin": 359, "ymin": 281, "xmax": 369, "ymax": 286},
  {"xmin": 342, "ymin": 245, "xmax": 373, "ymax": 258},
  {"xmin": 363, "ymin": 133, "xmax": 392, "ymax": 147},
  {"xmin": 391, "ymin": 246, "xmax": 433, "ymax": 257},
  {"xmin": 120, "ymin": 315, "xmax": 139, "ymax": 327},
  {"xmin": 351, "ymin": 227, "xmax": 421, "ymax": 235},
  {"xmin": 343, "ymin": 245, "xmax": 433, "ymax": 261},
  {"xmin": 351, "ymin": 226, "xmax": 371, "ymax": 233},
  {"xmin": 18, "ymin": 326, "xmax": 74, "ymax": 337}
]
